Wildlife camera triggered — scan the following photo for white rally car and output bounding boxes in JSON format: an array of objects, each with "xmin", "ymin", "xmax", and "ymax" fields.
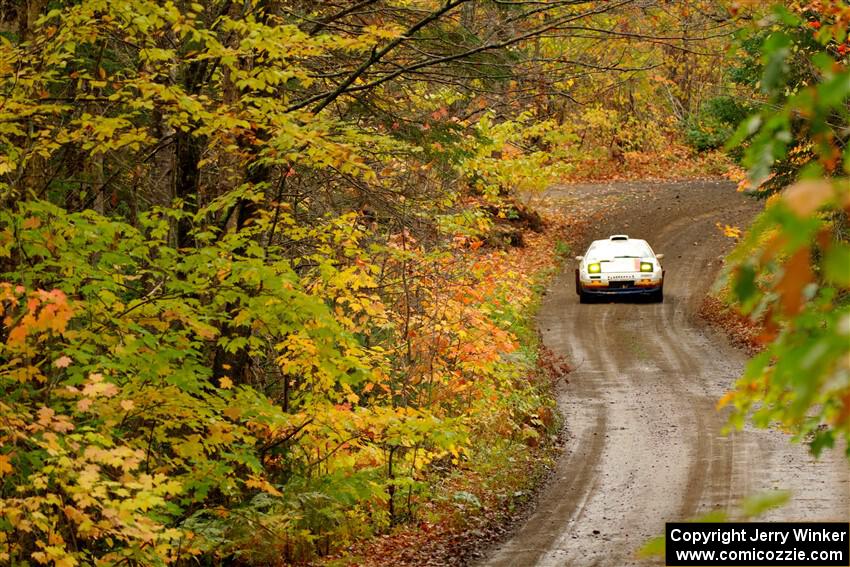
[{"xmin": 574, "ymin": 235, "xmax": 664, "ymax": 303}]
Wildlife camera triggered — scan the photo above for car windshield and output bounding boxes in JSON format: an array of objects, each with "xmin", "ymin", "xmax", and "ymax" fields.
[{"xmin": 586, "ymin": 240, "xmax": 652, "ymax": 261}]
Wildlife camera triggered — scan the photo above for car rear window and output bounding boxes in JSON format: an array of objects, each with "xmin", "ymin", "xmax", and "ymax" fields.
[{"xmin": 586, "ymin": 240, "xmax": 652, "ymax": 261}]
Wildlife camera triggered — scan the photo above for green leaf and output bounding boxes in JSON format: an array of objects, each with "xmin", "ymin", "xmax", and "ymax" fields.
[
  {"xmin": 824, "ymin": 244, "xmax": 850, "ymax": 286},
  {"xmin": 817, "ymin": 72, "xmax": 850, "ymax": 107},
  {"xmin": 761, "ymin": 32, "xmax": 792, "ymax": 94},
  {"xmin": 733, "ymin": 264, "xmax": 757, "ymax": 307},
  {"xmin": 725, "ymin": 114, "xmax": 762, "ymax": 150},
  {"xmin": 740, "ymin": 490, "xmax": 791, "ymax": 518}
]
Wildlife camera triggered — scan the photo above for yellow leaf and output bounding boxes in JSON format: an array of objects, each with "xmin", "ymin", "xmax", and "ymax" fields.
[
  {"xmin": 715, "ymin": 222, "xmax": 741, "ymax": 239},
  {"xmin": 223, "ymin": 406, "xmax": 241, "ymax": 420},
  {"xmin": 0, "ymin": 454, "xmax": 13, "ymax": 476},
  {"xmin": 219, "ymin": 376, "xmax": 233, "ymax": 389},
  {"xmin": 245, "ymin": 475, "xmax": 282, "ymax": 496}
]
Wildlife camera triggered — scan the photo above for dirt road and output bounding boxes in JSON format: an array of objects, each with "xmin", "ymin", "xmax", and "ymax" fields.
[{"xmin": 479, "ymin": 180, "xmax": 850, "ymax": 567}]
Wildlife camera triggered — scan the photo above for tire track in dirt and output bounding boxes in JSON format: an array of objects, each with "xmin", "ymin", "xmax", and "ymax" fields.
[{"xmin": 478, "ymin": 180, "xmax": 850, "ymax": 567}]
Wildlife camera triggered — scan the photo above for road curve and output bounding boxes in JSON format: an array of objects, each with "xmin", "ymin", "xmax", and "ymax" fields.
[{"xmin": 479, "ymin": 180, "xmax": 850, "ymax": 567}]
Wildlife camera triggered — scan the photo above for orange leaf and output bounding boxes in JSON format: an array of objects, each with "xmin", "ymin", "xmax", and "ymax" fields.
[
  {"xmin": 716, "ymin": 391, "xmax": 734, "ymax": 410},
  {"xmin": 783, "ymin": 180, "xmax": 833, "ymax": 216},
  {"xmin": 245, "ymin": 475, "xmax": 282, "ymax": 496},
  {"xmin": 0, "ymin": 454, "xmax": 12, "ymax": 476},
  {"xmin": 776, "ymin": 248, "xmax": 813, "ymax": 316},
  {"xmin": 22, "ymin": 217, "xmax": 40, "ymax": 229}
]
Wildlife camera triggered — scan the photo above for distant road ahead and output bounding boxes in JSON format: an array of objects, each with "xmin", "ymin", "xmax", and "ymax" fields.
[{"xmin": 479, "ymin": 180, "xmax": 850, "ymax": 567}]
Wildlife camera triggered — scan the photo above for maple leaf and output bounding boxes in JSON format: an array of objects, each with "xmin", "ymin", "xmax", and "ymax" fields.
[
  {"xmin": 245, "ymin": 475, "xmax": 282, "ymax": 496},
  {"xmin": 51, "ymin": 415, "xmax": 75, "ymax": 433},
  {"xmin": 54, "ymin": 356, "xmax": 72, "ymax": 368},
  {"xmin": 7, "ymin": 324, "xmax": 29, "ymax": 346},
  {"xmin": 22, "ymin": 216, "xmax": 41, "ymax": 229},
  {"xmin": 37, "ymin": 407, "xmax": 55, "ymax": 427}
]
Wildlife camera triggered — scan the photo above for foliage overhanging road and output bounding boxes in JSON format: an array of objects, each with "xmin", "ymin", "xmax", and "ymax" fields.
[{"xmin": 480, "ymin": 180, "xmax": 850, "ymax": 567}]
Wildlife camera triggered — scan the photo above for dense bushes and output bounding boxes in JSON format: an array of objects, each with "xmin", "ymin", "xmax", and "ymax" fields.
[
  {"xmin": 0, "ymin": 0, "xmax": 735, "ymax": 562},
  {"xmin": 718, "ymin": 2, "xmax": 850, "ymax": 456},
  {"xmin": 685, "ymin": 96, "xmax": 751, "ymax": 152},
  {"xmin": 0, "ymin": 197, "xmax": 560, "ymax": 564}
]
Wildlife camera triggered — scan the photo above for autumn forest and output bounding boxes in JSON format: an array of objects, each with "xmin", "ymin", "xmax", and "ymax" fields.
[{"xmin": 0, "ymin": 0, "xmax": 849, "ymax": 565}]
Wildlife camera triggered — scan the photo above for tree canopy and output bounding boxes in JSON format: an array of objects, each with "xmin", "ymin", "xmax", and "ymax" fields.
[
  {"xmin": 719, "ymin": 0, "xmax": 850, "ymax": 457},
  {"xmin": 0, "ymin": 0, "xmax": 804, "ymax": 564}
]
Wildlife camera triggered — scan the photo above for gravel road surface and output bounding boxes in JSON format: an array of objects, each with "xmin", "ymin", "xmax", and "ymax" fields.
[{"xmin": 479, "ymin": 180, "xmax": 850, "ymax": 567}]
